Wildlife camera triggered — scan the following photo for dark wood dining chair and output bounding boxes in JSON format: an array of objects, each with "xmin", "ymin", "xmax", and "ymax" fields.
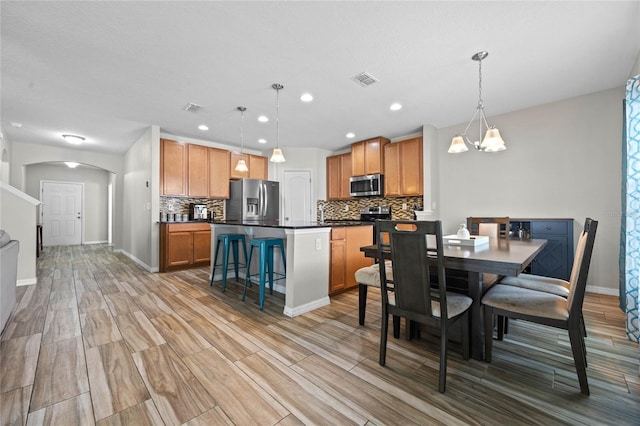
[
  {"xmin": 467, "ymin": 216, "xmax": 510, "ymax": 240},
  {"xmin": 482, "ymin": 218, "xmax": 598, "ymax": 395},
  {"xmin": 376, "ymin": 219, "xmax": 472, "ymax": 393}
]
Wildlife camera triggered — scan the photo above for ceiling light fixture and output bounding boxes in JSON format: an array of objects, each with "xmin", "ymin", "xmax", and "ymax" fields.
[
  {"xmin": 269, "ymin": 83, "xmax": 286, "ymax": 163},
  {"xmin": 448, "ymin": 51, "xmax": 506, "ymax": 154},
  {"xmin": 235, "ymin": 106, "xmax": 249, "ymax": 173},
  {"xmin": 258, "ymin": 138, "xmax": 267, "ymax": 144},
  {"xmin": 62, "ymin": 134, "xmax": 85, "ymax": 145},
  {"xmin": 390, "ymin": 103, "xmax": 402, "ymax": 111},
  {"xmin": 300, "ymin": 93, "xmax": 313, "ymax": 102},
  {"xmin": 346, "ymin": 132, "xmax": 355, "ymax": 139},
  {"xmin": 258, "ymin": 115, "xmax": 269, "ymax": 123},
  {"xmin": 198, "ymin": 124, "xmax": 209, "ymax": 131},
  {"xmin": 64, "ymin": 162, "xmax": 80, "ymax": 168}
]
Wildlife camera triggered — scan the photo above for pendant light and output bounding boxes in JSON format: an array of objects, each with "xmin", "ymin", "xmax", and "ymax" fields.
[
  {"xmin": 448, "ymin": 51, "xmax": 507, "ymax": 154},
  {"xmin": 234, "ymin": 106, "xmax": 249, "ymax": 172},
  {"xmin": 269, "ymin": 83, "xmax": 286, "ymax": 163}
]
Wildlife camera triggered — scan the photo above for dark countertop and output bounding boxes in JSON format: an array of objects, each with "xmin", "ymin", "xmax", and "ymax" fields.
[{"xmin": 212, "ymin": 220, "xmax": 372, "ymax": 229}]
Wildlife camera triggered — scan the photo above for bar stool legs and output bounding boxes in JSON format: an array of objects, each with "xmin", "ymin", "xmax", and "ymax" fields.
[
  {"xmin": 243, "ymin": 238, "xmax": 286, "ymax": 309},
  {"xmin": 210, "ymin": 234, "xmax": 248, "ymax": 292}
]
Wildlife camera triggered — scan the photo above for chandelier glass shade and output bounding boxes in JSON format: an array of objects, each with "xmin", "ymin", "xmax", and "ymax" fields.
[{"xmin": 448, "ymin": 51, "xmax": 506, "ymax": 154}]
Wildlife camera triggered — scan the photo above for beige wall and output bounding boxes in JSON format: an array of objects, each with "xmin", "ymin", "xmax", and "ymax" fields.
[{"xmin": 435, "ymin": 87, "xmax": 625, "ymax": 294}]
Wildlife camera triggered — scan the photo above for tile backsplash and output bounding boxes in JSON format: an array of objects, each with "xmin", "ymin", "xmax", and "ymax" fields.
[
  {"xmin": 160, "ymin": 197, "xmax": 224, "ymax": 220},
  {"xmin": 161, "ymin": 195, "xmax": 424, "ymax": 222},
  {"xmin": 318, "ymin": 196, "xmax": 424, "ymax": 221}
]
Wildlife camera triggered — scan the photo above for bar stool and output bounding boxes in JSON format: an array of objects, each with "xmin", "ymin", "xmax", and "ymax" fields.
[
  {"xmin": 243, "ymin": 237, "xmax": 286, "ymax": 309},
  {"xmin": 210, "ymin": 233, "xmax": 248, "ymax": 292}
]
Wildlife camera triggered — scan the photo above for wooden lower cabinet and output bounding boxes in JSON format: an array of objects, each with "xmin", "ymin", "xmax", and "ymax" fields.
[
  {"xmin": 329, "ymin": 225, "xmax": 373, "ymax": 295},
  {"xmin": 160, "ymin": 222, "xmax": 211, "ymax": 272}
]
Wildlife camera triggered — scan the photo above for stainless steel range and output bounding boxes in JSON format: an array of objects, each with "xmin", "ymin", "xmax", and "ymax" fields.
[
  {"xmin": 359, "ymin": 206, "xmax": 392, "ymax": 222},
  {"xmin": 360, "ymin": 206, "xmax": 391, "ymax": 243}
]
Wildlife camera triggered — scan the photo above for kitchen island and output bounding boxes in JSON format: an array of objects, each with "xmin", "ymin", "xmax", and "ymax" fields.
[{"xmin": 211, "ymin": 220, "xmax": 370, "ymax": 317}]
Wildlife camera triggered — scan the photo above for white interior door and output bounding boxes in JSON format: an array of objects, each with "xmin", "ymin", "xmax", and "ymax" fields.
[
  {"xmin": 283, "ymin": 170, "xmax": 311, "ymax": 224},
  {"xmin": 41, "ymin": 181, "xmax": 83, "ymax": 246}
]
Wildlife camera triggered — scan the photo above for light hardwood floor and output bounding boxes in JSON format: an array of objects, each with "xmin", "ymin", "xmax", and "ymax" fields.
[{"xmin": 1, "ymin": 244, "xmax": 638, "ymax": 425}]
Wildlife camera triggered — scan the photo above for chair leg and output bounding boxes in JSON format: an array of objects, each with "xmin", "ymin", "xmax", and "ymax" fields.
[
  {"xmin": 210, "ymin": 239, "xmax": 221, "ymax": 286},
  {"xmin": 379, "ymin": 310, "xmax": 389, "ymax": 366},
  {"xmin": 497, "ymin": 315, "xmax": 505, "ymax": 340},
  {"xmin": 242, "ymin": 247, "xmax": 254, "ymax": 301},
  {"xmin": 484, "ymin": 306, "xmax": 494, "ymax": 363},
  {"xmin": 392, "ymin": 316, "xmax": 400, "ymax": 338},
  {"xmin": 358, "ymin": 284, "xmax": 368, "ymax": 325},
  {"xmin": 568, "ymin": 326, "xmax": 590, "ymax": 395},
  {"xmin": 461, "ymin": 313, "xmax": 470, "ymax": 361},
  {"xmin": 439, "ymin": 325, "xmax": 447, "ymax": 393}
]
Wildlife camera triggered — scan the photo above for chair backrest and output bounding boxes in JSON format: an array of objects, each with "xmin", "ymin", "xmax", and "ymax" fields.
[
  {"xmin": 567, "ymin": 218, "xmax": 598, "ymax": 317},
  {"xmin": 376, "ymin": 219, "xmax": 447, "ymax": 321},
  {"xmin": 467, "ymin": 217, "xmax": 510, "ymax": 240}
]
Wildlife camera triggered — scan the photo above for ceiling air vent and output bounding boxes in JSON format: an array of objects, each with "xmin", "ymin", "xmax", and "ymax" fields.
[
  {"xmin": 351, "ymin": 71, "xmax": 379, "ymax": 87},
  {"xmin": 183, "ymin": 102, "xmax": 203, "ymax": 112}
]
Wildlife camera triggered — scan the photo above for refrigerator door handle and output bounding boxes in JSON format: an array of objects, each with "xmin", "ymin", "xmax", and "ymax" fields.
[{"xmin": 262, "ymin": 183, "xmax": 268, "ymax": 216}]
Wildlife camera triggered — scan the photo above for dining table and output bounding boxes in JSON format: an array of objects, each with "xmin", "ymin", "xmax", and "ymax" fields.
[{"xmin": 360, "ymin": 237, "xmax": 548, "ymax": 360}]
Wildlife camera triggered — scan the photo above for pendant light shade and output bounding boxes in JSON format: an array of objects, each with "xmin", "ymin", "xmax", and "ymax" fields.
[
  {"xmin": 234, "ymin": 106, "xmax": 249, "ymax": 172},
  {"xmin": 448, "ymin": 51, "xmax": 507, "ymax": 154},
  {"xmin": 269, "ymin": 83, "xmax": 286, "ymax": 163},
  {"xmin": 269, "ymin": 148, "xmax": 286, "ymax": 163}
]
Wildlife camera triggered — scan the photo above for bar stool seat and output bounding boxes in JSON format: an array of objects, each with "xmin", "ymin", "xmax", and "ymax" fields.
[
  {"xmin": 243, "ymin": 237, "xmax": 286, "ymax": 309},
  {"xmin": 210, "ymin": 233, "xmax": 248, "ymax": 292}
]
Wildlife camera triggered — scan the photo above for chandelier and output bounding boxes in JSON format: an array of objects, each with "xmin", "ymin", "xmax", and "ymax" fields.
[{"xmin": 448, "ymin": 51, "xmax": 506, "ymax": 154}]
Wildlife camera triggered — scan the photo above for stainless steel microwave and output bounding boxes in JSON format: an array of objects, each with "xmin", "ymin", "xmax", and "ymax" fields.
[{"xmin": 349, "ymin": 174, "xmax": 384, "ymax": 197}]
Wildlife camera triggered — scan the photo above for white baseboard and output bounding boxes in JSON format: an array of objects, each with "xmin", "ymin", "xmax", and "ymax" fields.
[
  {"xmin": 586, "ymin": 285, "xmax": 619, "ymax": 296},
  {"xmin": 83, "ymin": 240, "xmax": 108, "ymax": 245},
  {"xmin": 283, "ymin": 296, "xmax": 331, "ymax": 318},
  {"xmin": 17, "ymin": 278, "xmax": 37, "ymax": 286},
  {"xmin": 114, "ymin": 249, "xmax": 156, "ymax": 272}
]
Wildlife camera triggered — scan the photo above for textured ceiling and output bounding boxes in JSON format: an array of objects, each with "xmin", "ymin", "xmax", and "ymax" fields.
[{"xmin": 1, "ymin": 1, "xmax": 639, "ymax": 155}]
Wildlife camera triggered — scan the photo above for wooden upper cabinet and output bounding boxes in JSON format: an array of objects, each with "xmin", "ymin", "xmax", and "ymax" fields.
[
  {"xmin": 384, "ymin": 137, "xmax": 423, "ymax": 197},
  {"xmin": 326, "ymin": 152, "xmax": 352, "ymax": 200},
  {"xmin": 351, "ymin": 137, "xmax": 390, "ymax": 176},
  {"xmin": 249, "ymin": 155, "xmax": 268, "ymax": 180},
  {"xmin": 230, "ymin": 153, "xmax": 268, "ymax": 180},
  {"xmin": 188, "ymin": 144, "xmax": 209, "ymax": 197},
  {"xmin": 160, "ymin": 139, "xmax": 188, "ymax": 196},
  {"xmin": 208, "ymin": 147, "xmax": 230, "ymax": 198}
]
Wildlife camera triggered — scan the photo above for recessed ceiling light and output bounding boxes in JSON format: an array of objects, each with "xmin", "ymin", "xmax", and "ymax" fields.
[
  {"xmin": 258, "ymin": 138, "xmax": 267, "ymax": 144},
  {"xmin": 64, "ymin": 162, "xmax": 80, "ymax": 168},
  {"xmin": 62, "ymin": 134, "xmax": 85, "ymax": 145},
  {"xmin": 198, "ymin": 124, "xmax": 209, "ymax": 131},
  {"xmin": 10, "ymin": 122, "xmax": 23, "ymax": 128},
  {"xmin": 300, "ymin": 93, "xmax": 313, "ymax": 102},
  {"xmin": 390, "ymin": 103, "xmax": 402, "ymax": 111},
  {"xmin": 258, "ymin": 115, "xmax": 269, "ymax": 123},
  {"xmin": 346, "ymin": 132, "xmax": 355, "ymax": 138}
]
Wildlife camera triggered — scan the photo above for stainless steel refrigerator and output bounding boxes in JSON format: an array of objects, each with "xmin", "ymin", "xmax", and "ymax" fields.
[{"xmin": 225, "ymin": 179, "xmax": 280, "ymax": 222}]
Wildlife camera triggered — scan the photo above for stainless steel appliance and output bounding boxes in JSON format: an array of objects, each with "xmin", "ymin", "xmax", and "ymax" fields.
[
  {"xmin": 360, "ymin": 206, "xmax": 391, "ymax": 243},
  {"xmin": 189, "ymin": 203, "xmax": 207, "ymax": 220},
  {"xmin": 226, "ymin": 179, "xmax": 279, "ymax": 222},
  {"xmin": 350, "ymin": 174, "xmax": 384, "ymax": 197}
]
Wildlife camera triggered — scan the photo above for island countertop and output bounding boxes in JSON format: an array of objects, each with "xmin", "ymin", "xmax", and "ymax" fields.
[{"xmin": 211, "ymin": 219, "xmax": 370, "ymax": 229}]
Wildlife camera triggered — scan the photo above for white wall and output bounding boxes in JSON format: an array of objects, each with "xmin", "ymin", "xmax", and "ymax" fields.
[
  {"xmin": 10, "ymin": 141, "xmax": 125, "ymax": 249},
  {"xmin": 122, "ymin": 127, "xmax": 155, "ymax": 270},
  {"xmin": 436, "ymin": 87, "xmax": 625, "ymax": 293},
  {"xmin": 24, "ymin": 163, "xmax": 110, "ymax": 244}
]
